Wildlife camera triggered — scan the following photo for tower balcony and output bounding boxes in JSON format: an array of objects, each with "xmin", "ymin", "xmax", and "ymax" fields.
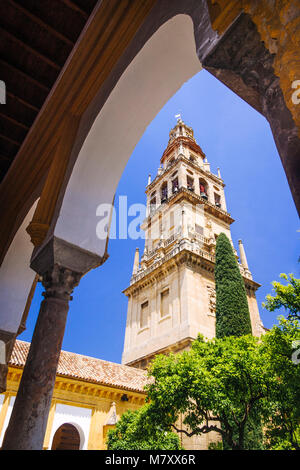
[{"xmin": 132, "ymin": 233, "xmax": 253, "ymax": 288}]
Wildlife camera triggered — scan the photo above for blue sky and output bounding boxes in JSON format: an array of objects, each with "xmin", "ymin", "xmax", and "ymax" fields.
[{"xmin": 20, "ymin": 69, "xmax": 299, "ymax": 363}]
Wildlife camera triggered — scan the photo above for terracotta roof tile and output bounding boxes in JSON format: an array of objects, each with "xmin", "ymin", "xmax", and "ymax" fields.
[{"xmin": 10, "ymin": 340, "xmax": 148, "ymax": 393}]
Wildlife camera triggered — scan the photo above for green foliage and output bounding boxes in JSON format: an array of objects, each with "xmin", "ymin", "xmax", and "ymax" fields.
[
  {"xmin": 222, "ymin": 412, "xmax": 264, "ymax": 450},
  {"xmin": 106, "ymin": 405, "xmax": 181, "ymax": 450},
  {"xmin": 215, "ymin": 233, "xmax": 252, "ymax": 338},
  {"xmin": 145, "ymin": 320, "xmax": 300, "ymax": 450},
  {"xmin": 263, "ymin": 273, "xmax": 300, "ymax": 321},
  {"xmin": 146, "ymin": 334, "xmax": 271, "ymax": 450},
  {"xmin": 208, "ymin": 441, "xmax": 223, "ymax": 450},
  {"xmin": 260, "ymin": 317, "xmax": 300, "ymax": 450}
]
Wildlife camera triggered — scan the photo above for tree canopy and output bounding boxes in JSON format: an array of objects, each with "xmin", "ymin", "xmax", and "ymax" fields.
[
  {"xmin": 263, "ymin": 273, "xmax": 300, "ymax": 321},
  {"xmin": 144, "ymin": 319, "xmax": 300, "ymax": 450},
  {"xmin": 260, "ymin": 317, "xmax": 300, "ymax": 449},
  {"xmin": 106, "ymin": 405, "xmax": 181, "ymax": 450}
]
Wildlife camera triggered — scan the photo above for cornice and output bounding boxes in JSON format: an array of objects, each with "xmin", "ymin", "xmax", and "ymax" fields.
[
  {"xmin": 145, "ymin": 186, "xmax": 234, "ymax": 225},
  {"xmin": 126, "ymin": 337, "xmax": 194, "ymax": 368},
  {"xmin": 124, "ymin": 248, "xmax": 216, "ymax": 296},
  {"xmin": 6, "ymin": 366, "xmax": 146, "ymax": 405},
  {"xmin": 124, "ymin": 243, "xmax": 260, "ymax": 296}
]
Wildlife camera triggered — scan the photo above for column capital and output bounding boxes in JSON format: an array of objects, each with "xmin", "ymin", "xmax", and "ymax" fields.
[
  {"xmin": 30, "ymin": 235, "xmax": 107, "ymax": 279},
  {"xmin": 42, "ymin": 265, "xmax": 81, "ymax": 301}
]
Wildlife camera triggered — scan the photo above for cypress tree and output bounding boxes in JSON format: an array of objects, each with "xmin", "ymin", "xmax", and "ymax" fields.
[
  {"xmin": 215, "ymin": 232, "xmax": 252, "ymax": 338},
  {"xmin": 214, "ymin": 233, "xmax": 262, "ymax": 448}
]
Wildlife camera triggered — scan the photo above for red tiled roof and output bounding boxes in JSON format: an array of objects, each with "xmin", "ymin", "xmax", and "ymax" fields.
[{"xmin": 10, "ymin": 340, "xmax": 148, "ymax": 394}]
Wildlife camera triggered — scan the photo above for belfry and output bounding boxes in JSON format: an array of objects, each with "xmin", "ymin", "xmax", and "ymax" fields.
[{"xmin": 122, "ymin": 118, "xmax": 264, "ymax": 369}]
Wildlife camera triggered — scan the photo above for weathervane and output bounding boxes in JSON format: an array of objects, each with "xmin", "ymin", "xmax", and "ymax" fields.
[{"xmin": 175, "ymin": 113, "xmax": 182, "ymax": 122}]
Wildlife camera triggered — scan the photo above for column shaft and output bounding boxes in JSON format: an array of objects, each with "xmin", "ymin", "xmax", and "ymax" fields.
[{"xmin": 2, "ymin": 265, "xmax": 80, "ymax": 450}]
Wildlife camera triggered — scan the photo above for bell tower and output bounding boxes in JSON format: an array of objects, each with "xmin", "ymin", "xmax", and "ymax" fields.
[{"xmin": 122, "ymin": 118, "xmax": 264, "ymax": 369}]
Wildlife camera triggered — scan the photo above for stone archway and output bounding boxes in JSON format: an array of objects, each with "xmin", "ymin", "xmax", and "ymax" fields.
[{"xmin": 51, "ymin": 423, "xmax": 81, "ymax": 451}]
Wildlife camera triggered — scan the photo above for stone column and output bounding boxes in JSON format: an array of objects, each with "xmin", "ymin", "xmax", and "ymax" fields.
[
  {"xmin": 1, "ymin": 264, "xmax": 81, "ymax": 450},
  {"xmin": 2, "ymin": 235, "xmax": 105, "ymax": 450}
]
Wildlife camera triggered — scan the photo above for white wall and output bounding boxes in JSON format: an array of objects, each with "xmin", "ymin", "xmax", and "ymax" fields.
[{"xmin": 0, "ymin": 202, "xmax": 37, "ymax": 334}]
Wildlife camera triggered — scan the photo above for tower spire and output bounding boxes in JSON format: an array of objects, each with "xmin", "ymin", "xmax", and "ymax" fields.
[
  {"xmin": 238, "ymin": 239, "xmax": 249, "ymax": 269},
  {"xmin": 132, "ymin": 247, "xmax": 139, "ymax": 275}
]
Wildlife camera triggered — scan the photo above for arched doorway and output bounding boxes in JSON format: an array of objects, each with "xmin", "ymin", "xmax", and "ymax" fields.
[{"xmin": 51, "ymin": 423, "xmax": 81, "ymax": 451}]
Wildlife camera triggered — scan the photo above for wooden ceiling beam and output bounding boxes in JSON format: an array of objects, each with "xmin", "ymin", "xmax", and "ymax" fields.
[
  {"xmin": 6, "ymin": 91, "xmax": 39, "ymax": 113},
  {"xmin": 9, "ymin": 0, "xmax": 74, "ymax": 47},
  {"xmin": 59, "ymin": 0, "xmax": 89, "ymax": 20},
  {"xmin": 0, "ymin": 154, "xmax": 12, "ymax": 162},
  {"xmin": 0, "ymin": 112, "xmax": 30, "ymax": 130},
  {"xmin": 0, "ymin": 58, "xmax": 51, "ymax": 93},
  {"xmin": 0, "ymin": 133, "xmax": 21, "ymax": 147},
  {"xmin": 0, "ymin": 27, "xmax": 61, "ymax": 71}
]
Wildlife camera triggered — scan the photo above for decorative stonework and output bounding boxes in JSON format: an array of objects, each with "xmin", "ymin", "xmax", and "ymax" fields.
[
  {"xmin": 208, "ymin": 0, "xmax": 300, "ymax": 137},
  {"xmin": 242, "ymin": 1, "xmax": 300, "ymax": 138},
  {"xmin": 42, "ymin": 264, "xmax": 81, "ymax": 301},
  {"xmin": 207, "ymin": 285, "xmax": 216, "ymax": 316}
]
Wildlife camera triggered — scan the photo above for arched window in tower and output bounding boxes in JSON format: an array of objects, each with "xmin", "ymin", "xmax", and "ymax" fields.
[
  {"xmin": 161, "ymin": 182, "xmax": 168, "ymax": 203},
  {"xmin": 187, "ymin": 175, "xmax": 194, "ymax": 191},
  {"xmin": 168, "ymin": 156, "xmax": 175, "ymax": 167},
  {"xmin": 214, "ymin": 192, "xmax": 221, "ymax": 208},
  {"xmin": 149, "ymin": 193, "xmax": 156, "ymax": 215},
  {"xmin": 199, "ymin": 179, "xmax": 208, "ymax": 200},
  {"xmin": 51, "ymin": 423, "xmax": 81, "ymax": 450},
  {"xmin": 172, "ymin": 177, "xmax": 179, "ymax": 194}
]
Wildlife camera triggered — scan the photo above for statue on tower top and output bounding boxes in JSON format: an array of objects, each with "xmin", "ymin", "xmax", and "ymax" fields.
[{"xmin": 175, "ymin": 113, "xmax": 182, "ymax": 123}]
